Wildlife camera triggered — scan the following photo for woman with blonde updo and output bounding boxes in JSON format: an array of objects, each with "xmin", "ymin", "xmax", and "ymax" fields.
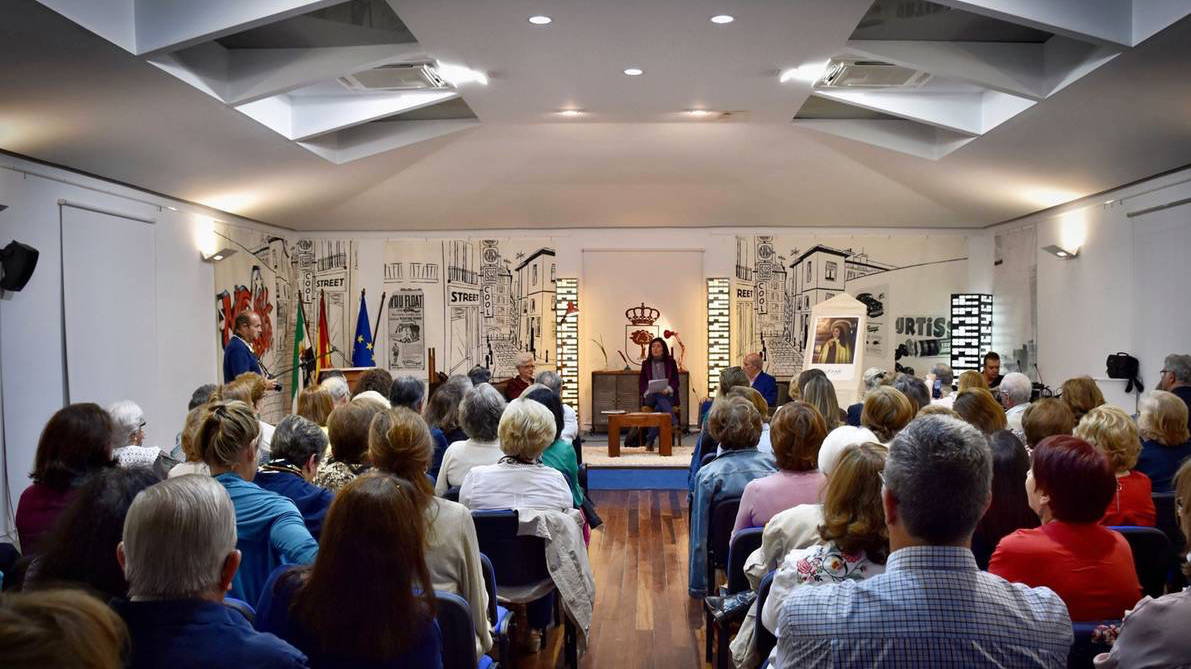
[
  {"xmin": 369, "ymin": 406, "xmax": 492, "ymax": 655},
  {"xmin": 201, "ymin": 400, "xmax": 317, "ymax": 604},
  {"xmin": 1076, "ymin": 405, "xmax": 1156, "ymax": 526}
]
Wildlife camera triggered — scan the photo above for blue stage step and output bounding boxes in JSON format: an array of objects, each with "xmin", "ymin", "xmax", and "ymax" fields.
[{"xmin": 588, "ymin": 467, "xmax": 688, "ymax": 490}]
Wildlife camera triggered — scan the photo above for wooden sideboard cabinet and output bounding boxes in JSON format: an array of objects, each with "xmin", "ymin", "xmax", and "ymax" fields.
[{"xmin": 591, "ymin": 370, "xmax": 689, "ymax": 432}]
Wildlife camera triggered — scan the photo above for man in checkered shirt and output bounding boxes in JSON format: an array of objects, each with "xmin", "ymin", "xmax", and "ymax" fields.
[{"xmin": 776, "ymin": 416, "xmax": 1073, "ymax": 668}]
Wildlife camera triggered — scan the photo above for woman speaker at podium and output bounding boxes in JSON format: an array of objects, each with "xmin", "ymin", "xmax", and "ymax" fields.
[{"xmin": 636, "ymin": 337, "xmax": 680, "ymax": 448}]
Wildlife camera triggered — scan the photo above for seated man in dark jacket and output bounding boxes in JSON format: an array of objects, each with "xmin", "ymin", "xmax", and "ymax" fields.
[
  {"xmin": 254, "ymin": 415, "xmax": 335, "ymax": 540},
  {"xmin": 113, "ymin": 475, "xmax": 308, "ymax": 668}
]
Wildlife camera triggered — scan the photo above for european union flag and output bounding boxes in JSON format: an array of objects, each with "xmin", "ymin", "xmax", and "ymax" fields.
[{"xmin": 352, "ymin": 289, "xmax": 374, "ymax": 367}]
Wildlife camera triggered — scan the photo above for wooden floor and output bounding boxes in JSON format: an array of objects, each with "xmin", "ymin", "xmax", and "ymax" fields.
[{"xmin": 524, "ymin": 490, "xmax": 706, "ymax": 669}]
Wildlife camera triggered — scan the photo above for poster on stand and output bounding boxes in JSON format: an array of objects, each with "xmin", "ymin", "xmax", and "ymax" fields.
[{"xmin": 804, "ymin": 293, "xmax": 867, "ymax": 406}]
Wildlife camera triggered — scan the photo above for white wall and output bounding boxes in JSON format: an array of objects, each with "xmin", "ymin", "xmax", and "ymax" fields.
[
  {"xmin": 0, "ymin": 155, "xmax": 281, "ymax": 541},
  {"xmin": 986, "ymin": 167, "xmax": 1191, "ymax": 411},
  {"xmin": 580, "ymin": 250, "xmax": 706, "ymax": 427}
]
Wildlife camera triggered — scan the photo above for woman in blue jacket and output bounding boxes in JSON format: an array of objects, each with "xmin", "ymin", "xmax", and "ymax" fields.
[{"xmin": 198, "ymin": 400, "xmax": 319, "ymax": 604}]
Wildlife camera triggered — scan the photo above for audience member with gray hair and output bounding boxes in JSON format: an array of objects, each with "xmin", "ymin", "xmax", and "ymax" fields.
[
  {"xmin": 320, "ymin": 375, "xmax": 350, "ymax": 407},
  {"xmin": 891, "ymin": 373, "xmax": 931, "ymax": 414},
  {"xmin": 467, "ymin": 365, "xmax": 492, "ymax": 386},
  {"xmin": 689, "ymin": 397, "xmax": 778, "ymax": 597},
  {"xmin": 999, "ymin": 372, "xmax": 1033, "ymax": 438},
  {"xmin": 389, "ymin": 376, "xmax": 426, "ymax": 411},
  {"xmin": 1159, "ymin": 353, "xmax": 1191, "ymax": 412},
  {"xmin": 254, "ymin": 415, "xmax": 334, "ymax": 540},
  {"xmin": 930, "ymin": 363, "xmax": 958, "ymax": 409},
  {"xmin": 775, "ymin": 416, "xmax": 1071, "ymax": 667},
  {"xmin": 112, "ymin": 475, "xmax": 308, "ymax": 668},
  {"xmin": 536, "ymin": 370, "xmax": 579, "ymax": 443},
  {"xmin": 435, "ymin": 383, "xmax": 507, "ymax": 495},
  {"xmin": 389, "ymin": 375, "xmax": 451, "ymax": 476},
  {"xmin": 107, "ymin": 400, "xmax": 177, "ymax": 477},
  {"xmin": 504, "ymin": 352, "xmax": 536, "ymax": 401},
  {"xmin": 459, "ymin": 397, "xmax": 572, "ymax": 512}
]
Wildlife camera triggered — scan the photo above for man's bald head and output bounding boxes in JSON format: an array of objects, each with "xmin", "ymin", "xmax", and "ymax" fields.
[{"xmin": 743, "ymin": 353, "xmax": 763, "ymax": 379}]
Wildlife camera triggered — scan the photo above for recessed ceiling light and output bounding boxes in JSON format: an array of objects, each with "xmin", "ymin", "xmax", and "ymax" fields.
[
  {"xmin": 710, "ymin": 15, "xmax": 734, "ymax": 24},
  {"xmin": 528, "ymin": 15, "xmax": 552, "ymax": 25},
  {"xmin": 623, "ymin": 67, "xmax": 644, "ymax": 76},
  {"xmin": 557, "ymin": 109, "xmax": 584, "ymax": 117}
]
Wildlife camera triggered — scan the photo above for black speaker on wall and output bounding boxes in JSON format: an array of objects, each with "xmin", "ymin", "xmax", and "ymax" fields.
[{"xmin": 1, "ymin": 240, "xmax": 39, "ymax": 292}]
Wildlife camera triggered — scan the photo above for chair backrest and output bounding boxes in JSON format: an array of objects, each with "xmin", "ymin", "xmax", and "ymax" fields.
[
  {"xmin": 1110, "ymin": 525, "xmax": 1172, "ymax": 598},
  {"xmin": 1152, "ymin": 492, "xmax": 1184, "ymax": 548},
  {"xmin": 479, "ymin": 553, "xmax": 499, "ymax": 623},
  {"xmin": 699, "ymin": 452, "xmax": 716, "ymax": 470},
  {"xmin": 223, "ymin": 597, "xmax": 256, "ymax": 623},
  {"xmin": 435, "ymin": 591, "xmax": 478, "ymax": 669},
  {"xmin": 753, "ymin": 571, "xmax": 777, "ymax": 662},
  {"xmin": 444, "ymin": 486, "xmax": 461, "ymax": 503},
  {"xmin": 1068, "ymin": 620, "xmax": 1120, "ymax": 669},
  {"xmin": 471, "ymin": 509, "xmax": 550, "ymax": 588},
  {"xmin": 1152, "ymin": 492, "xmax": 1187, "ymax": 590},
  {"xmin": 708, "ymin": 496, "xmax": 743, "ymax": 571},
  {"xmin": 726, "ymin": 527, "xmax": 764, "ymax": 594}
]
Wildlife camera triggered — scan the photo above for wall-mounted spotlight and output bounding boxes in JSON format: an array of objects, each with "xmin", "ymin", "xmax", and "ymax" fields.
[
  {"xmin": 1042, "ymin": 244, "xmax": 1079, "ymax": 260},
  {"xmin": 201, "ymin": 248, "xmax": 237, "ymax": 263}
]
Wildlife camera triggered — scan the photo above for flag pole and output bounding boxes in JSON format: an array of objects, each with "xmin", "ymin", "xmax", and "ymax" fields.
[{"xmin": 371, "ymin": 291, "xmax": 386, "ymax": 366}]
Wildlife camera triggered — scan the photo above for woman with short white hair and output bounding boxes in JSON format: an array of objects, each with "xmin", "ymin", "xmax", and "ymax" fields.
[
  {"xmin": 107, "ymin": 400, "xmax": 177, "ymax": 477},
  {"xmin": 459, "ymin": 398, "xmax": 572, "ymax": 511},
  {"xmin": 435, "ymin": 383, "xmax": 506, "ymax": 495}
]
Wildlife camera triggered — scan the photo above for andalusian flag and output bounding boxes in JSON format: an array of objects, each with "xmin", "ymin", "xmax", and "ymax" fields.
[
  {"xmin": 352, "ymin": 289, "xmax": 375, "ymax": 367},
  {"xmin": 290, "ymin": 300, "xmax": 308, "ymax": 412},
  {"xmin": 316, "ymin": 290, "xmax": 331, "ymax": 379}
]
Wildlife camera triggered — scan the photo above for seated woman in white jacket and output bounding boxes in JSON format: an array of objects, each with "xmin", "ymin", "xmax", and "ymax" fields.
[{"xmin": 460, "ymin": 398, "xmax": 573, "ymax": 511}]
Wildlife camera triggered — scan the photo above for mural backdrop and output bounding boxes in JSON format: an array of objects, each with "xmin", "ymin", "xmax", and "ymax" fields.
[
  {"xmin": 733, "ymin": 234, "xmax": 968, "ymax": 382},
  {"xmin": 215, "ymin": 233, "xmax": 556, "ymax": 406}
]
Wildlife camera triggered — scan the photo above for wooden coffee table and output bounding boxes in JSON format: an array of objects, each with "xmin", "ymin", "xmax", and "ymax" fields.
[{"xmin": 607, "ymin": 412, "xmax": 672, "ymax": 457}]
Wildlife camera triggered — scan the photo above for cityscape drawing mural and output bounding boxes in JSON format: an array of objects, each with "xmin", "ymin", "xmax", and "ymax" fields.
[
  {"xmin": 733, "ymin": 234, "xmax": 967, "ymax": 379},
  {"xmin": 382, "ymin": 238, "xmax": 556, "ymax": 379}
]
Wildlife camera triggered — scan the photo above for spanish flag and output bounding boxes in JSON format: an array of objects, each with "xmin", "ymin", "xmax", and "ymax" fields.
[{"xmin": 316, "ymin": 290, "xmax": 331, "ymax": 379}]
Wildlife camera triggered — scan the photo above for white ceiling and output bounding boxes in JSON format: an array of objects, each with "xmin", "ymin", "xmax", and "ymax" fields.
[{"xmin": 2, "ymin": 0, "xmax": 1190, "ymax": 231}]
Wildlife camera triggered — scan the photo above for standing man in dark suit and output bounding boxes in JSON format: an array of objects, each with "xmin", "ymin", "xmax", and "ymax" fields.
[
  {"xmin": 224, "ymin": 311, "xmax": 263, "ymax": 383},
  {"xmin": 743, "ymin": 352, "xmax": 778, "ymax": 406}
]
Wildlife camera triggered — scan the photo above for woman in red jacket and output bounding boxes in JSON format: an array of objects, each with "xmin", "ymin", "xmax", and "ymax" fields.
[
  {"xmin": 1076, "ymin": 405, "xmax": 1156, "ymax": 526},
  {"xmin": 989, "ymin": 435, "xmax": 1141, "ymax": 621}
]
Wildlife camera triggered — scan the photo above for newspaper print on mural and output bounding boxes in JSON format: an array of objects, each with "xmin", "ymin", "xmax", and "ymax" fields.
[
  {"xmin": 383, "ymin": 239, "xmax": 556, "ymax": 380},
  {"xmin": 734, "ymin": 234, "xmax": 968, "ymax": 380}
]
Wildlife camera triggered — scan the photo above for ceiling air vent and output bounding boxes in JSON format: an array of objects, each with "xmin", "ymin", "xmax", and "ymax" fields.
[
  {"xmin": 819, "ymin": 60, "xmax": 932, "ymax": 88},
  {"xmin": 338, "ymin": 64, "xmax": 448, "ymax": 91}
]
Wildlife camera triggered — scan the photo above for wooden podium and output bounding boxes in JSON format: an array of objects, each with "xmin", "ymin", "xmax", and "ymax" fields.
[{"xmin": 317, "ymin": 367, "xmax": 375, "ymax": 394}]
